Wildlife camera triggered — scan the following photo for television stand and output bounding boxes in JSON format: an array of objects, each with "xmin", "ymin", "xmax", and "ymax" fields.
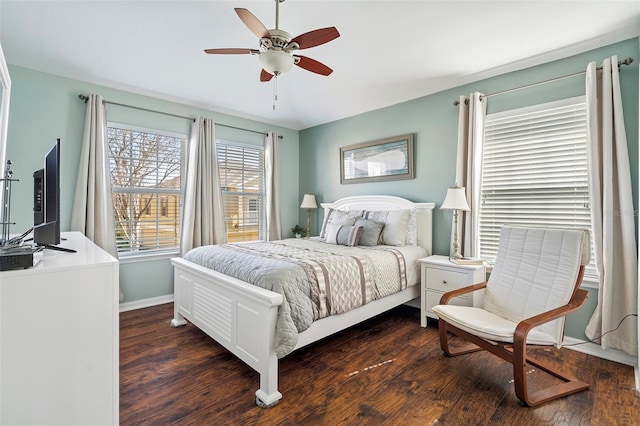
[
  {"xmin": 41, "ymin": 244, "xmax": 76, "ymax": 253},
  {"xmin": 0, "ymin": 231, "xmax": 118, "ymax": 425}
]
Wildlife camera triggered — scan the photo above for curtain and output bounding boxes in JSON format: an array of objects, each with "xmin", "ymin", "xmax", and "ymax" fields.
[
  {"xmin": 180, "ymin": 117, "xmax": 226, "ymax": 255},
  {"xmin": 265, "ymin": 131, "xmax": 281, "ymax": 240},
  {"xmin": 584, "ymin": 56, "xmax": 638, "ymax": 356},
  {"xmin": 454, "ymin": 92, "xmax": 487, "ymax": 257},
  {"xmin": 69, "ymin": 94, "xmax": 122, "ymax": 301}
]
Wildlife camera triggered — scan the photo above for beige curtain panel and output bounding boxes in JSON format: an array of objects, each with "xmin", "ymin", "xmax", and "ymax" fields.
[
  {"xmin": 70, "ymin": 93, "xmax": 122, "ymax": 301},
  {"xmin": 180, "ymin": 117, "xmax": 227, "ymax": 255},
  {"xmin": 584, "ymin": 55, "xmax": 638, "ymax": 356},
  {"xmin": 454, "ymin": 92, "xmax": 486, "ymax": 258}
]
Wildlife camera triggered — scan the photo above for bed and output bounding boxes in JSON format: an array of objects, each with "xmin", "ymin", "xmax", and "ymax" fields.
[{"xmin": 170, "ymin": 195, "xmax": 435, "ymax": 407}]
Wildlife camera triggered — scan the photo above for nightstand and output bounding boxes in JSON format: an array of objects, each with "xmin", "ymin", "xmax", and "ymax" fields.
[{"xmin": 419, "ymin": 255, "xmax": 486, "ymax": 327}]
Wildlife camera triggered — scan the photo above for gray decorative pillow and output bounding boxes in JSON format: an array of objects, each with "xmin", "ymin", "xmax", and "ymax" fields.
[
  {"xmin": 354, "ymin": 218, "xmax": 384, "ymax": 246},
  {"xmin": 319, "ymin": 209, "xmax": 363, "ymax": 241},
  {"xmin": 324, "ymin": 224, "xmax": 364, "ymax": 247}
]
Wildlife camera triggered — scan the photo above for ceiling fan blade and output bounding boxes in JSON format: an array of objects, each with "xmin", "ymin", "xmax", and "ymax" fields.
[
  {"xmin": 295, "ymin": 55, "xmax": 333, "ymax": 76},
  {"xmin": 235, "ymin": 8, "xmax": 270, "ymax": 39},
  {"xmin": 204, "ymin": 48, "xmax": 258, "ymax": 55},
  {"xmin": 290, "ymin": 27, "xmax": 340, "ymax": 49},
  {"xmin": 260, "ymin": 69, "xmax": 274, "ymax": 82}
]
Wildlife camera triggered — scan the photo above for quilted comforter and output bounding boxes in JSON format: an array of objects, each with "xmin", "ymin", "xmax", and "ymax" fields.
[{"xmin": 183, "ymin": 238, "xmax": 414, "ymax": 357}]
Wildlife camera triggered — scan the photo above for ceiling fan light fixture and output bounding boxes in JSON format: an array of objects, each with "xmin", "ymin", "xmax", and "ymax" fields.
[{"xmin": 259, "ymin": 50, "xmax": 295, "ymax": 76}]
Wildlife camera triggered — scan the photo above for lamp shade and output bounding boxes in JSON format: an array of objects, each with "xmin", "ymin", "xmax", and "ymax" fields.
[
  {"xmin": 440, "ymin": 186, "xmax": 470, "ymax": 211},
  {"xmin": 300, "ymin": 194, "xmax": 317, "ymax": 209}
]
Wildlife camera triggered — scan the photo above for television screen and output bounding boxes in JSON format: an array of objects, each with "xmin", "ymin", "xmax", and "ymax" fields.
[{"xmin": 33, "ymin": 139, "xmax": 61, "ymax": 246}]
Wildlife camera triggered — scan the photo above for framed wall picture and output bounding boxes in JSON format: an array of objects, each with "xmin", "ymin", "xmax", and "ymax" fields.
[{"xmin": 340, "ymin": 133, "xmax": 414, "ymax": 184}]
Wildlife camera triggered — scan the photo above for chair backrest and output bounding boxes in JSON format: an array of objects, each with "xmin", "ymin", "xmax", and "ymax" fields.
[{"xmin": 483, "ymin": 226, "xmax": 590, "ymax": 344}]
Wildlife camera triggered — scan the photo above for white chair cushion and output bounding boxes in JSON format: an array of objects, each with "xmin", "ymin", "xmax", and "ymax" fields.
[
  {"xmin": 432, "ymin": 304, "xmax": 559, "ymax": 346},
  {"xmin": 482, "ymin": 226, "xmax": 587, "ymax": 345}
]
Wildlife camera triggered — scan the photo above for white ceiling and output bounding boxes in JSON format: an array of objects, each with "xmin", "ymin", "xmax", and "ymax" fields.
[{"xmin": 1, "ymin": 1, "xmax": 638, "ymax": 130}]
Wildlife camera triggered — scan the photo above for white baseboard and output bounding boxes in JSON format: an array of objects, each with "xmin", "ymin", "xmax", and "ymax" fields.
[
  {"xmin": 119, "ymin": 294, "xmax": 174, "ymax": 312},
  {"xmin": 563, "ymin": 336, "xmax": 638, "ymax": 366}
]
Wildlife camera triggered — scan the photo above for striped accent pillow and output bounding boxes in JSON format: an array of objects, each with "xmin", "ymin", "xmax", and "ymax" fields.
[
  {"xmin": 324, "ymin": 224, "xmax": 364, "ymax": 247},
  {"xmin": 319, "ymin": 209, "xmax": 363, "ymax": 241}
]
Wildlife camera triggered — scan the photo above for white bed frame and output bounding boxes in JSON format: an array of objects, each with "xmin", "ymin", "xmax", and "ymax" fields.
[{"xmin": 171, "ymin": 195, "xmax": 435, "ymax": 407}]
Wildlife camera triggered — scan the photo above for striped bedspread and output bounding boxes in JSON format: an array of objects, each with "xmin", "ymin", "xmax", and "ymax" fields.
[{"xmin": 183, "ymin": 238, "xmax": 410, "ymax": 357}]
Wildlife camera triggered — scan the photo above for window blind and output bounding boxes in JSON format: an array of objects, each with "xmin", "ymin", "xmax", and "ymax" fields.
[
  {"xmin": 479, "ymin": 96, "xmax": 596, "ymax": 276},
  {"xmin": 107, "ymin": 124, "xmax": 185, "ymax": 255},
  {"xmin": 217, "ymin": 141, "xmax": 266, "ymax": 242}
]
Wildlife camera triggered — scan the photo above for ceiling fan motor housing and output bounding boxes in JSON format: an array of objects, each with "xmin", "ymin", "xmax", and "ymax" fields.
[{"xmin": 262, "ymin": 29, "xmax": 292, "ymax": 50}]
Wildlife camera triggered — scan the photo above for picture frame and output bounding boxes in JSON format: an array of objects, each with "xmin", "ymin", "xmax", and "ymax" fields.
[{"xmin": 340, "ymin": 133, "xmax": 414, "ymax": 184}]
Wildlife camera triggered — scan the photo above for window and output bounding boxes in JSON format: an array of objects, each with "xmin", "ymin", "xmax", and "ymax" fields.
[
  {"xmin": 479, "ymin": 96, "xmax": 596, "ymax": 276},
  {"xmin": 107, "ymin": 123, "xmax": 186, "ymax": 255},
  {"xmin": 216, "ymin": 140, "xmax": 265, "ymax": 242}
]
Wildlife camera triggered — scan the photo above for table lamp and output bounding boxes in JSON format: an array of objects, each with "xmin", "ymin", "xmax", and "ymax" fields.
[
  {"xmin": 440, "ymin": 186, "xmax": 470, "ymax": 259},
  {"xmin": 300, "ymin": 194, "xmax": 317, "ymax": 239}
]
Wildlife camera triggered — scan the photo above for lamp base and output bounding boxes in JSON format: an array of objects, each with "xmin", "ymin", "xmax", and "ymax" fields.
[{"xmin": 450, "ymin": 209, "xmax": 462, "ymax": 259}]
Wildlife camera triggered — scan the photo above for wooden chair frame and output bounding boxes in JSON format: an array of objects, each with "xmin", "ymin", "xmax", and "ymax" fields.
[{"xmin": 437, "ymin": 266, "xmax": 590, "ymax": 407}]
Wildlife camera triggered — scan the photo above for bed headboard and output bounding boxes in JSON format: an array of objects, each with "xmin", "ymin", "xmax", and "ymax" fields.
[{"xmin": 320, "ymin": 195, "xmax": 435, "ymax": 255}]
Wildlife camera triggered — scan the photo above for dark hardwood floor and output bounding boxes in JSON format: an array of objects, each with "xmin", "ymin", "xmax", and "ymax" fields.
[{"xmin": 120, "ymin": 303, "xmax": 639, "ymax": 425}]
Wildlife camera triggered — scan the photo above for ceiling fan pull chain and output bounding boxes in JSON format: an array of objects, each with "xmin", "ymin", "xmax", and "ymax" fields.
[{"xmin": 273, "ymin": 76, "xmax": 278, "ymax": 111}]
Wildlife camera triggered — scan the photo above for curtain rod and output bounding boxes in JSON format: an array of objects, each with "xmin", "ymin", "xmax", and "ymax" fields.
[
  {"xmin": 77, "ymin": 94, "xmax": 282, "ymax": 138},
  {"xmin": 453, "ymin": 56, "xmax": 634, "ymax": 106}
]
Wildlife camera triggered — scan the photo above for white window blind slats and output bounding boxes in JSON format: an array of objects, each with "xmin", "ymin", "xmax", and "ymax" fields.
[
  {"xmin": 479, "ymin": 96, "xmax": 596, "ymax": 277},
  {"xmin": 107, "ymin": 125, "xmax": 185, "ymax": 255},
  {"xmin": 217, "ymin": 142, "xmax": 266, "ymax": 242}
]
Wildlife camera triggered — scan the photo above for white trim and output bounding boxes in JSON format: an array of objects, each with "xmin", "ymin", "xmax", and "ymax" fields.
[
  {"xmin": 563, "ymin": 336, "xmax": 638, "ymax": 367},
  {"xmin": 119, "ymin": 294, "xmax": 173, "ymax": 312},
  {"xmin": 118, "ymin": 250, "xmax": 178, "ymax": 264}
]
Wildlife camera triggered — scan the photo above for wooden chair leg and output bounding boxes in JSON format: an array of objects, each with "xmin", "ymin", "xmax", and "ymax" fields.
[
  {"xmin": 512, "ymin": 344, "xmax": 589, "ymax": 406},
  {"xmin": 438, "ymin": 319, "xmax": 482, "ymax": 357}
]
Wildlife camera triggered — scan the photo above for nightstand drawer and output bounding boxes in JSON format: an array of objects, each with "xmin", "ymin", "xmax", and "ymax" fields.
[
  {"xmin": 426, "ymin": 268, "xmax": 467, "ymax": 292},
  {"xmin": 426, "ymin": 291, "xmax": 469, "ymax": 313}
]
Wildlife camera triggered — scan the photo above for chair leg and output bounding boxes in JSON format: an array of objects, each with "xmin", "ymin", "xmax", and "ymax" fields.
[
  {"xmin": 512, "ymin": 346, "xmax": 589, "ymax": 406},
  {"xmin": 438, "ymin": 319, "xmax": 482, "ymax": 357}
]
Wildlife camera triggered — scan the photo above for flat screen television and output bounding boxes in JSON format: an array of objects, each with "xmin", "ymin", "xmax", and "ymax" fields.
[{"xmin": 33, "ymin": 139, "xmax": 74, "ymax": 252}]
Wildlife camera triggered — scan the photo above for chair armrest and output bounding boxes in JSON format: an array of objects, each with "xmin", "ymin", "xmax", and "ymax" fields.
[
  {"xmin": 440, "ymin": 281, "xmax": 488, "ymax": 305},
  {"xmin": 514, "ymin": 288, "xmax": 589, "ymax": 344}
]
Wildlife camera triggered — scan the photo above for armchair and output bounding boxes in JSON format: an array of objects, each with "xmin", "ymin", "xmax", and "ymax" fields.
[{"xmin": 433, "ymin": 226, "xmax": 591, "ymax": 406}]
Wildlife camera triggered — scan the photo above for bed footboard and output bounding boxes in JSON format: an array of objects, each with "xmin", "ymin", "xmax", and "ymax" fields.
[{"xmin": 171, "ymin": 257, "xmax": 284, "ymax": 407}]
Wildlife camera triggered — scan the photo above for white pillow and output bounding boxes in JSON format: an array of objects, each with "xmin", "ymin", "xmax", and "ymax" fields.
[
  {"xmin": 362, "ymin": 209, "xmax": 412, "ymax": 246},
  {"xmin": 319, "ymin": 208, "xmax": 363, "ymax": 241},
  {"xmin": 381, "ymin": 209, "xmax": 411, "ymax": 246},
  {"xmin": 405, "ymin": 208, "xmax": 417, "ymax": 245}
]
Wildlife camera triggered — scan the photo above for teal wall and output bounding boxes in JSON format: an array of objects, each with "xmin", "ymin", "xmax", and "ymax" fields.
[
  {"xmin": 299, "ymin": 38, "xmax": 639, "ymax": 340},
  {"xmin": 5, "ymin": 37, "xmax": 638, "ymax": 342},
  {"xmin": 4, "ymin": 66, "xmax": 300, "ymax": 303}
]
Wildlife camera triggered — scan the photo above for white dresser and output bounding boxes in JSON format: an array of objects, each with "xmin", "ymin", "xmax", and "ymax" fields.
[
  {"xmin": 419, "ymin": 255, "xmax": 486, "ymax": 327},
  {"xmin": 0, "ymin": 232, "xmax": 119, "ymax": 425}
]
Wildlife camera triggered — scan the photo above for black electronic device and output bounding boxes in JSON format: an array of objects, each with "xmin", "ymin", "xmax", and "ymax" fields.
[
  {"xmin": 32, "ymin": 139, "xmax": 75, "ymax": 253},
  {"xmin": 0, "ymin": 246, "xmax": 36, "ymax": 271}
]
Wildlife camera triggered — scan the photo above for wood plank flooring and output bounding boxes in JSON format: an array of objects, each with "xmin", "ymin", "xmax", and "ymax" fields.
[{"xmin": 120, "ymin": 303, "xmax": 639, "ymax": 425}]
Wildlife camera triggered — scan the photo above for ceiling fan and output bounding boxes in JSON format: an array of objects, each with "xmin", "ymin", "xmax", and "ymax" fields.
[{"xmin": 204, "ymin": 0, "xmax": 340, "ymax": 82}]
